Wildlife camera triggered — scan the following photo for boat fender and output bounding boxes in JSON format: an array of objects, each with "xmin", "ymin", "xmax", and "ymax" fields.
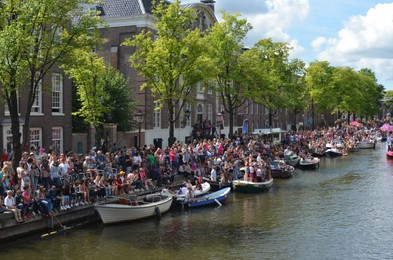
[{"xmin": 155, "ymin": 207, "xmax": 161, "ymax": 219}]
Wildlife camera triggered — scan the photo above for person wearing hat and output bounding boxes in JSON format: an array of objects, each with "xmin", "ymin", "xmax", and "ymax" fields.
[{"xmin": 4, "ymin": 190, "xmax": 24, "ymax": 223}]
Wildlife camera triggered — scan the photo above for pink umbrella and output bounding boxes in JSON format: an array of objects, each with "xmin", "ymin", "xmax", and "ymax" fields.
[
  {"xmin": 350, "ymin": 121, "xmax": 362, "ymax": 127},
  {"xmin": 380, "ymin": 123, "xmax": 392, "ymax": 131}
]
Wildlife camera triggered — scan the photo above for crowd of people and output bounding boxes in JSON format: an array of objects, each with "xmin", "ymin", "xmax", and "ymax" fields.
[{"xmin": 0, "ymin": 119, "xmax": 385, "ymax": 224}]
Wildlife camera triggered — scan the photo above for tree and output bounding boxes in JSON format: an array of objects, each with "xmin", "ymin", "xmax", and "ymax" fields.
[
  {"xmin": 203, "ymin": 12, "xmax": 253, "ymax": 139},
  {"xmin": 0, "ymin": 0, "xmax": 102, "ymax": 172},
  {"xmin": 123, "ymin": 0, "xmax": 206, "ymax": 146},
  {"xmin": 65, "ymin": 51, "xmax": 134, "ymax": 149},
  {"xmin": 246, "ymin": 38, "xmax": 301, "ymax": 130}
]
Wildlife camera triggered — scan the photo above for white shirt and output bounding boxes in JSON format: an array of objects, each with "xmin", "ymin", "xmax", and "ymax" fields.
[
  {"xmin": 4, "ymin": 196, "xmax": 16, "ymax": 209},
  {"xmin": 210, "ymin": 168, "xmax": 217, "ymax": 181}
]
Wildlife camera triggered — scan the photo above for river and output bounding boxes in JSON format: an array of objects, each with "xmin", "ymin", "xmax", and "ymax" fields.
[{"xmin": 2, "ymin": 143, "xmax": 393, "ymax": 260}]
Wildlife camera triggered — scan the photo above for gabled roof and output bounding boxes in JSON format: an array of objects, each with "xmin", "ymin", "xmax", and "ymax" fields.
[
  {"xmin": 100, "ymin": 0, "xmax": 173, "ymax": 18},
  {"xmin": 100, "ymin": 0, "xmax": 146, "ymax": 18}
]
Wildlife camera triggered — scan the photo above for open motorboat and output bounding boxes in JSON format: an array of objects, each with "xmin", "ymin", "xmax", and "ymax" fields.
[
  {"xmin": 185, "ymin": 187, "xmax": 231, "ymax": 208},
  {"xmin": 175, "ymin": 182, "xmax": 211, "ymax": 203},
  {"xmin": 324, "ymin": 148, "xmax": 343, "ymax": 157},
  {"xmin": 298, "ymin": 157, "xmax": 320, "ymax": 170}
]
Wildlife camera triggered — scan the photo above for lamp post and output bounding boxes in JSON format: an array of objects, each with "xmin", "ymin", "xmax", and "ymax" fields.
[
  {"xmin": 134, "ymin": 110, "xmax": 144, "ymax": 150},
  {"xmin": 321, "ymin": 114, "xmax": 325, "ymax": 127}
]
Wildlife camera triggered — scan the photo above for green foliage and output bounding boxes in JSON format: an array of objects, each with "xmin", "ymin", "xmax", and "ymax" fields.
[
  {"xmin": 102, "ymin": 67, "xmax": 134, "ymax": 131},
  {"xmin": 0, "ymin": 0, "xmax": 103, "ymax": 170},
  {"xmin": 65, "ymin": 51, "xmax": 134, "ymax": 131},
  {"xmin": 202, "ymin": 11, "xmax": 253, "ymax": 137},
  {"xmin": 123, "ymin": 0, "xmax": 206, "ymax": 145}
]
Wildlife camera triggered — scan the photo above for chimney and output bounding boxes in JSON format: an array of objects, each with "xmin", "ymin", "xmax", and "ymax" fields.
[{"xmin": 200, "ymin": 0, "xmax": 215, "ymax": 12}]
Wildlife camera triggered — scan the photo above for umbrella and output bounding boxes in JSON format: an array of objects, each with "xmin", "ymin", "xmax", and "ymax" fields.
[
  {"xmin": 350, "ymin": 121, "xmax": 362, "ymax": 127},
  {"xmin": 380, "ymin": 123, "xmax": 392, "ymax": 132}
]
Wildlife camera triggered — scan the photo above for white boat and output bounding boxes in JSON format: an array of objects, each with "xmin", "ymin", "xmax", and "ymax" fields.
[
  {"xmin": 175, "ymin": 182, "xmax": 211, "ymax": 202},
  {"xmin": 324, "ymin": 148, "xmax": 343, "ymax": 157},
  {"xmin": 356, "ymin": 140, "xmax": 375, "ymax": 149},
  {"xmin": 299, "ymin": 157, "xmax": 320, "ymax": 170},
  {"xmin": 94, "ymin": 190, "xmax": 173, "ymax": 224}
]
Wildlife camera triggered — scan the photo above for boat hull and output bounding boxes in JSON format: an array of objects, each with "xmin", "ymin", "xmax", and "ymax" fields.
[
  {"xmin": 325, "ymin": 149, "xmax": 343, "ymax": 157},
  {"xmin": 387, "ymin": 150, "xmax": 393, "ymax": 159},
  {"xmin": 232, "ymin": 179, "xmax": 273, "ymax": 193},
  {"xmin": 94, "ymin": 193, "xmax": 173, "ymax": 224},
  {"xmin": 357, "ymin": 141, "xmax": 375, "ymax": 149},
  {"xmin": 187, "ymin": 187, "xmax": 231, "ymax": 208}
]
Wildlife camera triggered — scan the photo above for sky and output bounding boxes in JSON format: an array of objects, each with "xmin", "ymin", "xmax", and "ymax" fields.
[{"xmin": 180, "ymin": 0, "xmax": 393, "ymax": 90}]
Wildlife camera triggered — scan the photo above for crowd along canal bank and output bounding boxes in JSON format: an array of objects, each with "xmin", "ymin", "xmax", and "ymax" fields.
[{"xmin": 0, "ymin": 177, "xmax": 185, "ymax": 241}]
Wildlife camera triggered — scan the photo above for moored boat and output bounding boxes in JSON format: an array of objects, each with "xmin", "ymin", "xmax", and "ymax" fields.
[
  {"xmin": 94, "ymin": 190, "xmax": 173, "ymax": 224},
  {"xmin": 356, "ymin": 140, "xmax": 375, "ymax": 149},
  {"xmin": 175, "ymin": 182, "xmax": 211, "ymax": 203},
  {"xmin": 185, "ymin": 187, "xmax": 231, "ymax": 208},
  {"xmin": 202, "ymin": 177, "xmax": 232, "ymax": 191},
  {"xmin": 298, "ymin": 157, "xmax": 320, "ymax": 170},
  {"xmin": 387, "ymin": 150, "xmax": 393, "ymax": 159},
  {"xmin": 270, "ymin": 161, "xmax": 295, "ymax": 179},
  {"xmin": 232, "ymin": 178, "xmax": 273, "ymax": 193},
  {"xmin": 325, "ymin": 148, "xmax": 343, "ymax": 157}
]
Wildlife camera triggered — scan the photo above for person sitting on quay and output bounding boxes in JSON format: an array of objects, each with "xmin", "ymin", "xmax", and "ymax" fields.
[
  {"xmin": 4, "ymin": 190, "xmax": 24, "ymax": 223},
  {"xmin": 35, "ymin": 185, "xmax": 51, "ymax": 217},
  {"xmin": 15, "ymin": 189, "xmax": 31, "ymax": 219}
]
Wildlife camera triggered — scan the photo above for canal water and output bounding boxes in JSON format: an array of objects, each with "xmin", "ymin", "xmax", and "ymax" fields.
[{"xmin": 2, "ymin": 144, "xmax": 393, "ymax": 259}]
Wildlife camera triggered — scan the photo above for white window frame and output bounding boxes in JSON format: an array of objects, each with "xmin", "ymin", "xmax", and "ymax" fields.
[
  {"xmin": 51, "ymin": 127, "xmax": 63, "ymax": 153},
  {"xmin": 197, "ymin": 82, "xmax": 203, "ymax": 93},
  {"xmin": 30, "ymin": 128, "xmax": 42, "ymax": 151},
  {"xmin": 153, "ymin": 102, "xmax": 161, "ymax": 128},
  {"xmin": 185, "ymin": 103, "xmax": 192, "ymax": 127},
  {"xmin": 31, "ymin": 76, "xmax": 43, "ymax": 115},
  {"xmin": 207, "ymin": 104, "xmax": 212, "ymax": 122},
  {"xmin": 4, "ymin": 95, "xmax": 20, "ymax": 116},
  {"xmin": 52, "ymin": 73, "xmax": 63, "ymax": 114}
]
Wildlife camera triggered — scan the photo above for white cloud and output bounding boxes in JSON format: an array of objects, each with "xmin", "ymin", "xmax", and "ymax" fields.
[
  {"xmin": 317, "ymin": 3, "xmax": 393, "ymax": 83},
  {"xmin": 242, "ymin": 0, "xmax": 310, "ymax": 46}
]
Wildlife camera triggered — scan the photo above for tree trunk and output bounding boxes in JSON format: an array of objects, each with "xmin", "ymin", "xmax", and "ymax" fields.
[
  {"xmin": 228, "ymin": 108, "xmax": 234, "ymax": 139},
  {"xmin": 168, "ymin": 106, "xmax": 175, "ymax": 147}
]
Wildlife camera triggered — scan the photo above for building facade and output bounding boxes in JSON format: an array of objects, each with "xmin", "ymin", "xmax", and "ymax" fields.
[{"xmin": 0, "ymin": 71, "xmax": 72, "ymax": 154}]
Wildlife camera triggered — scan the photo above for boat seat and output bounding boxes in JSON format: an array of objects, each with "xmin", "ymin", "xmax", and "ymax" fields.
[
  {"xmin": 144, "ymin": 196, "xmax": 162, "ymax": 203},
  {"xmin": 128, "ymin": 195, "xmax": 138, "ymax": 206}
]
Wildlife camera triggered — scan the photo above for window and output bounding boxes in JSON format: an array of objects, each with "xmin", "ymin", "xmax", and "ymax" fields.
[
  {"xmin": 264, "ymin": 106, "xmax": 269, "ymax": 115},
  {"xmin": 52, "ymin": 73, "xmax": 63, "ymax": 114},
  {"xmin": 153, "ymin": 102, "xmax": 161, "ymax": 128},
  {"xmin": 4, "ymin": 95, "xmax": 20, "ymax": 116},
  {"xmin": 197, "ymin": 82, "xmax": 203, "ymax": 93},
  {"xmin": 207, "ymin": 104, "xmax": 212, "ymax": 122},
  {"xmin": 32, "ymin": 76, "xmax": 42, "ymax": 114},
  {"xmin": 184, "ymin": 103, "xmax": 192, "ymax": 127},
  {"xmin": 197, "ymin": 103, "xmax": 204, "ymax": 123},
  {"xmin": 30, "ymin": 128, "xmax": 42, "ymax": 151},
  {"xmin": 51, "ymin": 127, "xmax": 63, "ymax": 152},
  {"xmin": 207, "ymin": 80, "xmax": 213, "ymax": 94},
  {"xmin": 256, "ymin": 104, "xmax": 259, "ymax": 115}
]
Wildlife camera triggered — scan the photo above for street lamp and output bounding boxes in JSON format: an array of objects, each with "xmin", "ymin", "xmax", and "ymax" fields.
[
  {"xmin": 321, "ymin": 114, "xmax": 325, "ymax": 127},
  {"xmin": 134, "ymin": 110, "xmax": 144, "ymax": 150}
]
